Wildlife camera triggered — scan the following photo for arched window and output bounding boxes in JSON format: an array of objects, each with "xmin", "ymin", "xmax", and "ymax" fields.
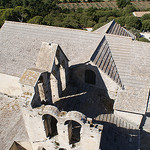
[
  {"xmin": 42, "ymin": 114, "xmax": 58, "ymax": 138},
  {"xmin": 64, "ymin": 120, "xmax": 81, "ymax": 144},
  {"xmin": 85, "ymin": 70, "xmax": 96, "ymax": 85}
]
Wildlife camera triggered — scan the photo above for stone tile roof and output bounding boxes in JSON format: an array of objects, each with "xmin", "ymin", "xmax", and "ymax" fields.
[
  {"xmin": 106, "ymin": 35, "xmax": 150, "ymax": 114},
  {"xmin": 106, "ymin": 20, "xmax": 136, "ymax": 40},
  {"xmin": 93, "ymin": 20, "xmax": 113, "ymax": 34},
  {"xmin": 36, "ymin": 42, "xmax": 68, "ymax": 72},
  {"xmin": 0, "ymin": 20, "xmax": 150, "ymax": 115},
  {"xmin": 19, "ymin": 68, "xmax": 46, "ymax": 87},
  {"xmin": 0, "ymin": 94, "xmax": 29, "ymax": 150},
  {"xmin": 133, "ymin": 11, "xmax": 150, "ymax": 17},
  {"xmin": 94, "ymin": 20, "xmax": 136, "ymax": 40},
  {"xmin": 0, "ymin": 21, "xmax": 103, "ymax": 77},
  {"xmin": 91, "ymin": 36, "xmax": 123, "ymax": 87},
  {"xmin": 36, "ymin": 42, "xmax": 58, "ymax": 72}
]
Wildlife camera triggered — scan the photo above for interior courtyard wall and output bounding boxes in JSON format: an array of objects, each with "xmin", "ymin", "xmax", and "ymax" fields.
[
  {"xmin": 70, "ymin": 63, "xmax": 107, "ymax": 90},
  {"xmin": 72, "ymin": 61, "xmax": 119, "ymax": 98}
]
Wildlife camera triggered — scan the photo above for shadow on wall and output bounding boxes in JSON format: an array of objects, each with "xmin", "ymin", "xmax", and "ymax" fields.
[
  {"xmin": 31, "ymin": 72, "xmax": 53, "ymax": 108},
  {"xmin": 42, "ymin": 114, "xmax": 58, "ymax": 139},
  {"xmin": 55, "ymin": 63, "xmax": 114, "ymax": 118},
  {"xmin": 140, "ymin": 130, "xmax": 150, "ymax": 150},
  {"xmin": 93, "ymin": 120, "xmax": 140, "ymax": 150}
]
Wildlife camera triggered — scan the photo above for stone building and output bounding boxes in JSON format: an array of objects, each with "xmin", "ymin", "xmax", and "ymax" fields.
[
  {"xmin": 0, "ymin": 20, "xmax": 150, "ymax": 150},
  {"xmin": 19, "ymin": 42, "xmax": 69, "ymax": 107}
]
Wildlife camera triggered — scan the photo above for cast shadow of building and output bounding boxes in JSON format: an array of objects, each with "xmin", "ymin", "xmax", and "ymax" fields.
[
  {"xmin": 93, "ymin": 118, "xmax": 140, "ymax": 150},
  {"xmin": 55, "ymin": 63, "xmax": 115, "ymax": 118}
]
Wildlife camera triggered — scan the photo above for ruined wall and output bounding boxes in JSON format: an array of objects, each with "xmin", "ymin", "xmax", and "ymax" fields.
[
  {"xmin": 39, "ymin": 106, "xmax": 103, "ymax": 150},
  {"xmin": 70, "ymin": 63, "xmax": 106, "ymax": 90},
  {"xmin": 50, "ymin": 48, "xmax": 69, "ymax": 103},
  {"xmin": 70, "ymin": 62, "xmax": 119, "ymax": 100}
]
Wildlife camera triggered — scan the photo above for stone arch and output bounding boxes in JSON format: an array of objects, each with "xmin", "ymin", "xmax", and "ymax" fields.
[
  {"xmin": 42, "ymin": 114, "xmax": 58, "ymax": 139},
  {"xmin": 85, "ymin": 69, "xmax": 96, "ymax": 85},
  {"xmin": 42, "ymin": 105, "xmax": 60, "ymax": 138},
  {"xmin": 65, "ymin": 111, "xmax": 86, "ymax": 125},
  {"xmin": 63, "ymin": 111, "xmax": 86, "ymax": 144},
  {"xmin": 64, "ymin": 120, "xmax": 82, "ymax": 144},
  {"xmin": 42, "ymin": 105, "xmax": 60, "ymax": 119}
]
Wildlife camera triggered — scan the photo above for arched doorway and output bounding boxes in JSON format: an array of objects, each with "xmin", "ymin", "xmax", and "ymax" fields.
[
  {"xmin": 64, "ymin": 120, "xmax": 81, "ymax": 144},
  {"xmin": 42, "ymin": 114, "xmax": 58, "ymax": 138},
  {"xmin": 85, "ymin": 70, "xmax": 96, "ymax": 85}
]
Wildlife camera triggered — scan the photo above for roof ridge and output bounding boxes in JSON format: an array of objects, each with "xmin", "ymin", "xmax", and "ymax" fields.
[{"xmin": 4, "ymin": 21, "xmax": 99, "ymax": 35}]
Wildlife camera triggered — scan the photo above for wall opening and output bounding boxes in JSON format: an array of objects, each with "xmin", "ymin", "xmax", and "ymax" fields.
[
  {"xmin": 42, "ymin": 114, "xmax": 58, "ymax": 139},
  {"xmin": 85, "ymin": 70, "xmax": 96, "ymax": 85},
  {"xmin": 64, "ymin": 120, "xmax": 81, "ymax": 144}
]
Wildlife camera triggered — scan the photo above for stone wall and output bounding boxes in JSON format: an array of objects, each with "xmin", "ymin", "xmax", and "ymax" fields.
[
  {"xmin": 70, "ymin": 62, "xmax": 119, "ymax": 100},
  {"xmin": 39, "ymin": 105, "xmax": 103, "ymax": 150}
]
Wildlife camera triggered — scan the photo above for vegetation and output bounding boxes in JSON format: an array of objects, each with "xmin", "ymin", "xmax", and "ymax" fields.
[
  {"xmin": 116, "ymin": 0, "xmax": 131, "ymax": 8},
  {"xmin": 58, "ymin": 1, "xmax": 150, "ymax": 10},
  {"xmin": 0, "ymin": 0, "xmax": 150, "ymax": 42}
]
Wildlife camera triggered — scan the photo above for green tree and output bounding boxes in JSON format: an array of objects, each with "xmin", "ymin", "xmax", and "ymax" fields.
[
  {"xmin": 141, "ymin": 14, "xmax": 150, "ymax": 21},
  {"xmin": 116, "ymin": 16, "xmax": 126, "ymax": 26},
  {"xmin": 93, "ymin": 22, "xmax": 107, "ymax": 31},
  {"xmin": 137, "ymin": 37, "xmax": 150, "ymax": 43},
  {"xmin": 0, "ymin": 18, "xmax": 4, "ymax": 27},
  {"xmin": 28, "ymin": 16, "xmax": 43, "ymax": 24},
  {"xmin": 62, "ymin": 15, "xmax": 79, "ymax": 28},
  {"xmin": 125, "ymin": 15, "xmax": 141, "ymax": 30},
  {"xmin": 129, "ymin": 28, "xmax": 141, "ymax": 38},
  {"xmin": 141, "ymin": 20, "xmax": 150, "ymax": 31},
  {"xmin": 14, "ymin": 6, "xmax": 30, "ymax": 22},
  {"xmin": 123, "ymin": 5, "xmax": 136, "ymax": 15},
  {"xmin": 2, "ymin": 8, "xmax": 16, "ymax": 21},
  {"xmin": 117, "ymin": 0, "xmax": 131, "ymax": 8}
]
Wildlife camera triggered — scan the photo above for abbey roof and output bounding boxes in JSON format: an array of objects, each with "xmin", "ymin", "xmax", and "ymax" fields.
[
  {"xmin": 0, "ymin": 21, "xmax": 103, "ymax": 77},
  {"xmin": 0, "ymin": 20, "xmax": 150, "ymax": 114}
]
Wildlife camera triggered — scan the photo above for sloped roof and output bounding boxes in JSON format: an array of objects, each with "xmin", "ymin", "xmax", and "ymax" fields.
[
  {"xmin": 0, "ymin": 20, "xmax": 150, "ymax": 114},
  {"xmin": 93, "ymin": 20, "xmax": 113, "ymax": 34},
  {"xmin": 91, "ymin": 36, "xmax": 123, "ymax": 87},
  {"xmin": 36, "ymin": 42, "xmax": 68, "ymax": 72},
  {"xmin": 94, "ymin": 20, "xmax": 136, "ymax": 40},
  {"xmin": 0, "ymin": 94, "xmax": 29, "ymax": 150},
  {"xmin": 36, "ymin": 42, "xmax": 58, "ymax": 72},
  {"xmin": 19, "ymin": 68, "xmax": 46, "ymax": 87},
  {"xmin": 105, "ymin": 34, "xmax": 150, "ymax": 114},
  {"xmin": 0, "ymin": 21, "xmax": 103, "ymax": 77}
]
